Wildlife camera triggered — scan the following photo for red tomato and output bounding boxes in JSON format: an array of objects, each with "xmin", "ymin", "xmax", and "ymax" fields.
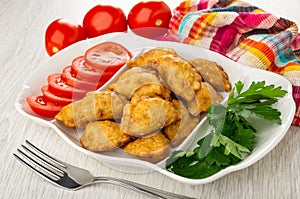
[
  {"xmin": 84, "ymin": 42, "xmax": 132, "ymax": 73},
  {"xmin": 127, "ymin": 1, "xmax": 172, "ymax": 39},
  {"xmin": 26, "ymin": 96, "xmax": 62, "ymax": 117},
  {"xmin": 41, "ymin": 85, "xmax": 73, "ymax": 106},
  {"xmin": 47, "ymin": 74, "xmax": 87, "ymax": 99},
  {"xmin": 83, "ymin": 5, "xmax": 127, "ymax": 38},
  {"xmin": 45, "ymin": 18, "xmax": 87, "ymax": 56},
  {"xmin": 70, "ymin": 56, "xmax": 115, "ymax": 82},
  {"xmin": 61, "ymin": 66, "xmax": 104, "ymax": 90}
]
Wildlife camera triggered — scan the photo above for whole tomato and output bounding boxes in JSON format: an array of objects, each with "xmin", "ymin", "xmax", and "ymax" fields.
[
  {"xmin": 45, "ymin": 19, "xmax": 87, "ymax": 56},
  {"xmin": 83, "ymin": 5, "xmax": 127, "ymax": 38},
  {"xmin": 127, "ymin": 1, "xmax": 172, "ymax": 39}
]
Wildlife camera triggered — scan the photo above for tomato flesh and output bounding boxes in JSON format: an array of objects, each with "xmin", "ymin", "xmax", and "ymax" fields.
[
  {"xmin": 26, "ymin": 96, "xmax": 62, "ymax": 117},
  {"xmin": 84, "ymin": 42, "xmax": 132, "ymax": 72},
  {"xmin": 83, "ymin": 5, "xmax": 127, "ymax": 38},
  {"xmin": 41, "ymin": 85, "xmax": 73, "ymax": 106},
  {"xmin": 127, "ymin": 1, "xmax": 172, "ymax": 39},
  {"xmin": 45, "ymin": 18, "xmax": 87, "ymax": 56},
  {"xmin": 47, "ymin": 74, "xmax": 87, "ymax": 99},
  {"xmin": 71, "ymin": 56, "xmax": 115, "ymax": 83},
  {"xmin": 61, "ymin": 66, "xmax": 104, "ymax": 90}
]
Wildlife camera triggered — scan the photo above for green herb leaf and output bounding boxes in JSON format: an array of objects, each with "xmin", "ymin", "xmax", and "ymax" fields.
[
  {"xmin": 166, "ymin": 81, "xmax": 286, "ymax": 179},
  {"xmin": 218, "ymin": 134, "xmax": 250, "ymax": 159},
  {"xmin": 246, "ymin": 105, "xmax": 282, "ymax": 124},
  {"xmin": 231, "ymin": 120, "xmax": 256, "ymax": 151}
]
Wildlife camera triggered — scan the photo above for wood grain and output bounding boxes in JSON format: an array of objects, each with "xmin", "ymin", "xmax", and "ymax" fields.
[{"xmin": 0, "ymin": 0, "xmax": 299, "ymax": 198}]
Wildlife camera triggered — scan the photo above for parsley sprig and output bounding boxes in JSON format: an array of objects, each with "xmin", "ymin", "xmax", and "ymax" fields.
[{"xmin": 166, "ymin": 81, "xmax": 287, "ymax": 179}]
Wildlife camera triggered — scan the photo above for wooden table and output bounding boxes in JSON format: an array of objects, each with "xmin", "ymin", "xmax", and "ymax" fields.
[{"xmin": 1, "ymin": 0, "xmax": 299, "ymax": 198}]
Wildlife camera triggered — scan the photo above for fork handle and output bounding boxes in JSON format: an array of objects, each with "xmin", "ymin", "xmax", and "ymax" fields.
[{"xmin": 92, "ymin": 177, "xmax": 195, "ymax": 199}]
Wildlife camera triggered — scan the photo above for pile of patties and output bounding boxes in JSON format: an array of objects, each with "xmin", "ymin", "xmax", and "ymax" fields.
[{"xmin": 55, "ymin": 47, "xmax": 231, "ymax": 163}]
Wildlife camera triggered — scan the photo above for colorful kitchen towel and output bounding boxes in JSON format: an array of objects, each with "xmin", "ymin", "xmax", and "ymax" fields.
[{"xmin": 162, "ymin": 0, "xmax": 300, "ymax": 125}]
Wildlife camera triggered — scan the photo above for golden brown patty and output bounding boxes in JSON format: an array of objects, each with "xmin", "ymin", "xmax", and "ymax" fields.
[
  {"xmin": 189, "ymin": 58, "xmax": 231, "ymax": 92},
  {"xmin": 120, "ymin": 97, "xmax": 181, "ymax": 137},
  {"xmin": 188, "ymin": 82, "xmax": 223, "ymax": 113},
  {"xmin": 123, "ymin": 132, "xmax": 169, "ymax": 163},
  {"xmin": 55, "ymin": 90, "xmax": 127, "ymax": 129},
  {"xmin": 163, "ymin": 100, "xmax": 200, "ymax": 147},
  {"xmin": 80, "ymin": 120, "xmax": 130, "ymax": 152}
]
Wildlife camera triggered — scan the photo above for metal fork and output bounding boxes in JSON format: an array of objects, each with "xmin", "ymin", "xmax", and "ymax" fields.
[{"xmin": 13, "ymin": 140, "xmax": 194, "ymax": 199}]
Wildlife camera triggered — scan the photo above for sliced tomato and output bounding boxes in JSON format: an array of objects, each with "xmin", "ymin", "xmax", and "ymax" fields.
[
  {"xmin": 41, "ymin": 85, "xmax": 73, "ymax": 106},
  {"xmin": 84, "ymin": 42, "xmax": 132, "ymax": 73},
  {"xmin": 47, "ymin": 74, "xmax": 87, "ymax": 99},
  {"xmin": 97, "ymin": 71, "xmax": 115, "ymax": 82},
  {"xmin": 61, "ymin": 66, "xmax": 104, "ymax": 90},
  {"xmin": 71, "ymin": 56, "xmax": 115, "ymax": 83},
  {"xmin": 26, "ymin": 95, "xmax": 62, "ymax": 117}
]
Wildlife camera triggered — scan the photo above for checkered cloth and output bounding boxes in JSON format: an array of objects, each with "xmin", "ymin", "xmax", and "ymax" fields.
[{"xmin": 160, "ymin": 0, "xmax": 300, "ymax": 125}]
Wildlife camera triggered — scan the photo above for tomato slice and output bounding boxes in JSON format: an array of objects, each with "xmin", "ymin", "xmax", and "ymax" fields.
[
  {"xmin": 71, "ymin": 56, "xmax": 115, "ymax": 83},
  {"xmin": 26, "ymin": 95, "xmax": 62, "ymax": 117},
  {"xmin": 61, "ymin": 66, "xmax": 104, "ymax": 90},
  {"xmin": 41, "ymin": 85, "xmax": 73, "ymax": 106},
  {"xmin": 47, "ymin": 74, "xmax": 87, "ymax": 99},
  {"xmin": 84, "ymin": 42, "xmax": 132, "ymax": 72}
]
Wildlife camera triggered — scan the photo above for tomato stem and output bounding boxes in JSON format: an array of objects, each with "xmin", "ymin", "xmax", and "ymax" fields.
[{"xmin": 155, "ymin": 19, "xmax": 163, "ymax": 26}]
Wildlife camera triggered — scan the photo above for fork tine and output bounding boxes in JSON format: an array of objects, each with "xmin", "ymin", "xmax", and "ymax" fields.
[
  {"xmin": 13, "ymin": 151, "xmax": 60, "ymax": 183},
  {"xmin": 25, "ymin": 140, "xmax": 67, "ymax": 169},
  {"xmin": 21, "ymin": 144, "xmax": 64, "ymax": 176}
]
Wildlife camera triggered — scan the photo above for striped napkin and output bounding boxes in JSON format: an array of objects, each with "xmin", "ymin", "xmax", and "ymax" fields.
[{"xmin": 160, "ymin": 0, "xmax": 300, "ymax": 125}]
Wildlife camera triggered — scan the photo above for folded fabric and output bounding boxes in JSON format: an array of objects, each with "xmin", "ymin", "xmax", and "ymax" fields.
[{"xmin": 160, "ymin": 0, "xmax": 300, "ymax": 125}]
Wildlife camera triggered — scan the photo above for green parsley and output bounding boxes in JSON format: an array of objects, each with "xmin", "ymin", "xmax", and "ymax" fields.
[{"xmin": 166, "ymin": 81, "xmax": 287, "ymax": 179}]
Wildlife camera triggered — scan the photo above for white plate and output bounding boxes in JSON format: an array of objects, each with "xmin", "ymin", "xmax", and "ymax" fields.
[{"xmin": 15, "ymin": 31, "xmax": 295, "ymax": 185}]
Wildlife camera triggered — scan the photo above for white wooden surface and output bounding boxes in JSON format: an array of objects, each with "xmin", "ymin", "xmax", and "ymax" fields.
[{"xmin": 1, "ymin": 0, "xmax": 300, "ymax": 198}]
